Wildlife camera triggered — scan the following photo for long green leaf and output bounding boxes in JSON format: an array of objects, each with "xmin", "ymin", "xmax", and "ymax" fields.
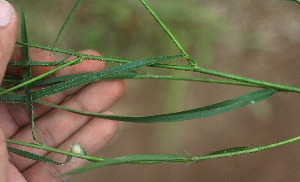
[
  {"xmin": 2, "ymin": 70, "xmax": 136, "ymax": 86},
  {"xmin": 0, "ymin": 70, "xmax": 135, "ymax": 103},
  {"xmin": 31, "ymin": 70, "xmax": 137, "ymax": 86},
  {"xmin": 8, "ymin": 146, "xmax": 63, "ymax": 164},
  {"xmin": 37, "ymin": 88, "xmax": 275, "ymax": 123},
  {"xmin": 0, "ymin": 88, "xmax": 275, "ymax": 122},
  {"xmin": 31, "ymin": 55, "xmax": 181, "ymax": 100},
  {"xmin": 52, "ymin": 0, "xmax": 81, "ymax": 48},
  {"xmin": 62, "ymin": 154, "xmax": 185, "ymax": 176},
  {"xmin": 0, "ymin": 55, "xmax": 181, "ymax": 102},
  {"xmin": 20, "ymin": 7, "xmax": 41, "ymax": 143},
  {"xmin": 8, "ymin": 60, "xmax": 82, "ymax": 67}
]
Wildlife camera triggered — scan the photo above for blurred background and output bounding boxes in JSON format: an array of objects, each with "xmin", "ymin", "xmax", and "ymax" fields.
[{"xmin": 9, "ymin": 0, "xmax": 300, "ymax": 181}]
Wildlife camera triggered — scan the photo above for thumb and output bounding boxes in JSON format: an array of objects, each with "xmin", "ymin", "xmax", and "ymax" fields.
[
  {"xmin": 0, "ymin": 0, "xmax": 18, "ymax": 82},
  {"xmin": 0, "ymin": 1, "xmax": 18, "ymax": 181}
]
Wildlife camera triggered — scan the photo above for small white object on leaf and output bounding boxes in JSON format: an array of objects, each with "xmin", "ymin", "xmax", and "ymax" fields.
[{"xmin": 71, "ymin": 143, "xmax": 86, "ymax": 155}]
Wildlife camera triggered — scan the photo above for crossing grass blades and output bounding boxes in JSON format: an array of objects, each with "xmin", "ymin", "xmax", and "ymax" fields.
[{"xmin": 1, "ymin": 0, "xmax": 300, "ymax": 177}]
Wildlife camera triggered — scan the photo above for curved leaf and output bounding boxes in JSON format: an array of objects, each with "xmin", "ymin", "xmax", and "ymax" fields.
[{"xmin": 39, "ymin": 88, "xmax": 275, "ymax": 123}]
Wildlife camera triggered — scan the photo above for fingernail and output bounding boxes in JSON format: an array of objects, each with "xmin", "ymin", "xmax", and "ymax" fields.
[{"xmin": 0, "ymin": 0, "xmax": 13, "ymax": 27}]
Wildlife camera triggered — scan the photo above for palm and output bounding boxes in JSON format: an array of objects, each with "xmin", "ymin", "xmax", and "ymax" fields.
[{"xmin": 1, "ymin": 48, "xmax": 124, "ymax": 181}]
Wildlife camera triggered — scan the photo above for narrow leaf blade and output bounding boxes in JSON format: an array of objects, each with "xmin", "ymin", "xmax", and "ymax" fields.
[
  {"xmin": 31, "ymin": 70, "xmax": 137, "ymax": 87},
  {"xmin": 40, "ymin": 88, "xmax": 275, "ymax": 123},
  {"xmin": 0, "ymin": 70, "xmax": 137, "ymax": 103},
  {"xmin": 7, "ymin": 146, "xmax": 63, "ymax": 165},
  {"xmin": 52, "ymin": 0, "xmax": 81, "ymax": 48},
  {"xmin": 31, "ymin": 55, "xmax": 181, "ymax": 100},
  {"xmin": 20, "ymin": 7, "xmax": 40, "ymax": 142}
]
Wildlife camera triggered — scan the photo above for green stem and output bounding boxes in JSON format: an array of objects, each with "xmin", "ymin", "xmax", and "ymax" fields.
[
  {"xmin": 191, "ymin": 135, "xmax": 300, "ymax": 161},
  {"xmin": 2, "ymin": 74, "xmax": 261, "ymax": 88},
  {"xmin": 14, "ymin": 42, "xmax": 300, "ymax": 93},
  {"xmin": 138, "ymin": 0, "xmax": 196, "ymax": 66},
  {"xmin": 131, "ymin": 75, "xmax": 262, "ymax": 88},
  {"xmin": 192, "ymin": 66, "xmax": 300, "ymax": 93},
  {"xmin": 15, "ymin": 41, "xmax": 132, "ymax": 64},
  {"xmin": 110, "ymin": 135, "xmax": 300, "ymax": 164},
  {"xmin": 151, "ymin": 63, "xmax": 300, "ymax": 93}
]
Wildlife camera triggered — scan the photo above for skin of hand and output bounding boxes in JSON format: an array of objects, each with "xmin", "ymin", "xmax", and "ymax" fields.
[{"xmin": 0, "ymin": 1, "xmax": 124, "ymax": 181}]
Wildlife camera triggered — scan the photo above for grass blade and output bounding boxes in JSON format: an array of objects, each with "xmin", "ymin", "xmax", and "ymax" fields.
[
  {"xmin": 0, "ymin": 94, "xmax": 24, "ymax": 103},
  {"xmin": 20, "ymin": 7, "xmax": 41, "ymax": 143},
  {"xmin": 139, "ymin": 0, "xmax": 196, "ymax": 66},
  {"xmin": 8, "ymin": 60, "xmax": 82, "ymax": 67},
  {"xmin": 31, "ymin": 55, "xmax": 182, "ymax": 100},
  {"xmin": 8, "ymin": 146, "xmax": 63, "ymax": 164},
  {"xmin": 31, "ymin": 70, "xmax": 137, "ymax": 86},
  {"xmin": 52, "ymin": 0, "xmax": 81, "ymax": 48},
  {"xmin": 0, "ymin": 87, "xmax": 275, "ymax": 122},
  {"xmin": 38, "ymin": 88, "xmax": 275, "ymax": 123},
  {"xmin": 0, "ymin": 55, "xmax": 180, "ymax": 102},
  {"xmin": 0, "ymin": 70, "xmax": 136, "ymax": 102}
]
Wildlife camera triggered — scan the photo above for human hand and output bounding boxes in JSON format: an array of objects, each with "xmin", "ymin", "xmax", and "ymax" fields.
[{"xmin": 0, "ymin": 1, "xmax": 124, "ymax": 181}]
